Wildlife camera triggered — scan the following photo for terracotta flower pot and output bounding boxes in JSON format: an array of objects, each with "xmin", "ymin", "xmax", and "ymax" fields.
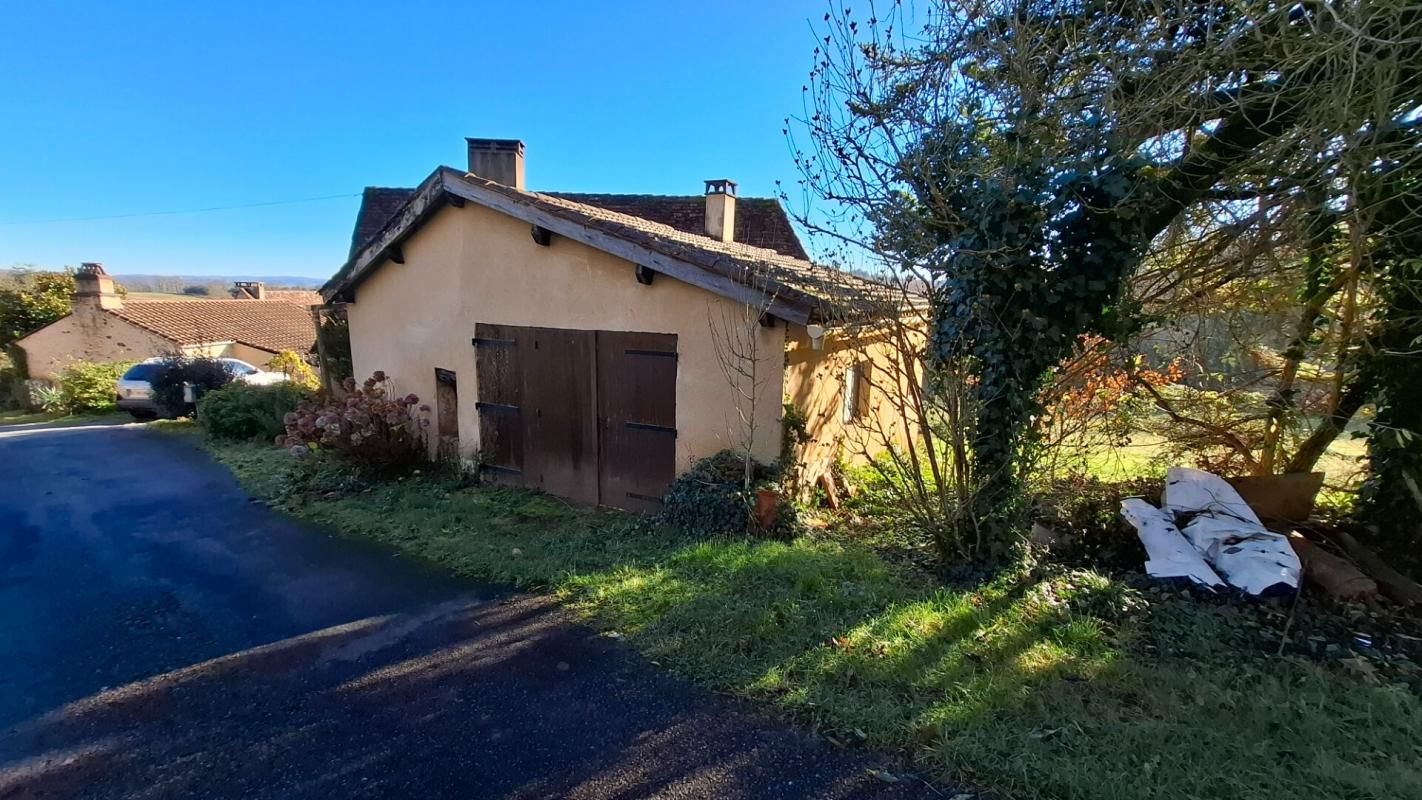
[{"xmin": 754, "ymin": 488, "xmax": 781, "ymax": 532}]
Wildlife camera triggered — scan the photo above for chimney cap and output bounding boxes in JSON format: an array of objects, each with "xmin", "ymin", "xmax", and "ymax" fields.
[
  {"xmin": 705, "ymin": 179, "xmax": 738, "ymax": 196},
  {"xmin": 77, "ymin": 262, "xmax": 108, "ymax": 275},
  {"xmin": 466, "ymin": 138, "xmax": 525, "ymax": 154}
]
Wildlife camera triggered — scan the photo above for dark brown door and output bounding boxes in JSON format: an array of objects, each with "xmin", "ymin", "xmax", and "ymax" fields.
[
  {"xmin": 520, "ymin": 327, "xmax": 600, "ymax": 505},
  {"xmin": 473, "ymin": 323, "xmax": 523, "ymax": 483},
  {"xmin": 597, "ymin": 332, "xmax": 678, "ymax": 512},
  {"xmin": 474, "ymin": 324, "xmax": 677, "ymax": 510}
]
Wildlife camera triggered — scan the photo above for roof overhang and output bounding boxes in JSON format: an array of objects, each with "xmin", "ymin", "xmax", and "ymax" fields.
[{"xmin": 322, "ymin": 167, "xmax": 819, "ymax": 325}]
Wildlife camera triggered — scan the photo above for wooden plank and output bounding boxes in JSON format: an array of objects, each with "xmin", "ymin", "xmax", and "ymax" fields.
[
  {"xmin": 434, "ymin": 368, "xmax": 460, "ymax": 461},
  {"xmin": 597, "ymin": 331, "xmax": 678, "ymax": 512},
  {"xmin": 474, "ymin": 323, "xmax": 523, "ymax": 480},
  {"xmin": 521, "ymin": 327, "xmax": 600, "ymax": 505}
]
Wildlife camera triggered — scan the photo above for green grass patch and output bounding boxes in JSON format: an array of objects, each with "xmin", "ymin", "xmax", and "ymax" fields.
[
  {"xmin": 208, "ymin": 441, "xmax": 1422, "ymax": 800},
  {"xmin": 0, "ymin": 409, "xmax": 115, "ymax": 426}
]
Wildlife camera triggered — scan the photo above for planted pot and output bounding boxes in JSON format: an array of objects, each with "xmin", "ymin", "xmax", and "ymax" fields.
[
  {"xmin": 753, "ymin": 488, "xmax": 781, "ymax": 532},
  {"xmin": 1224, "ymin": 472, "xmax": 1325, "ymax": 524}
]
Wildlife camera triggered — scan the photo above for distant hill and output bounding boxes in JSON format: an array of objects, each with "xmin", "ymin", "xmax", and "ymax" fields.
[{"xmin": 113, "ymin": 274, "xmax": 326, "ymax": 292}]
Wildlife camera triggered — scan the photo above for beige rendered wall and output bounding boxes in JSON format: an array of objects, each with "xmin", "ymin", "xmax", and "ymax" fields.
[
  {"xmin": 782, "ymin": 323, "xmax": 917, "ymax": 489},
  {"xmin": 224, "ymin": 342, "xmax": 280, "ymax": 368},
  {"xmin": 16, "ymin": 307, "xmax": 177, "ymax": 380},
  {"xmin": 345, "ymin": 202, "xmax": 786, "ymax": 471}
]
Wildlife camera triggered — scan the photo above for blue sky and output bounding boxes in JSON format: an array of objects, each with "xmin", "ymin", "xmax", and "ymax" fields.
[{"xmin": 0, "ymin": 0, "xmax": 829, "ymax": 278}]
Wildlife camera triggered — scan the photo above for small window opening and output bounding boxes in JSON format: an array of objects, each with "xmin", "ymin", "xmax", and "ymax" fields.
[{"xmin": 841, "ymin": 363, "xmax": 865, "ymax": 423}]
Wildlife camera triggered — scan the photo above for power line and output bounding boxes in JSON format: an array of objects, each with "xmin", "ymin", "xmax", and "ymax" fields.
[{"xmin": 0, "ymin": 192, "xmax": 362, "ymax": 225}]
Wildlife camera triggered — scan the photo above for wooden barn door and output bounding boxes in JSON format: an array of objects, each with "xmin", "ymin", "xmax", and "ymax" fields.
[
  {"xmin": 521, "ymin": 327, "xmax": 599, "ymax": 505},
  {"xmin": 597, "ymin": 332, "xmax": 678, "ymax": 512},
  {"xmin": 474, "ymin": 324, "xmax": 676, "ymax": 510}
]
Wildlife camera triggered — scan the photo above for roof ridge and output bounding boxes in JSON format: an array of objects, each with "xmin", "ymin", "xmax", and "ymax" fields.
[
  {"xmin": 522, "ymin": 185, "xmax": 805, "ymax": 266},
  {"xmin": 545, "ymin": 191, "xmax": 784, "ymax": 202},
  {"xmin": 363, "ymin": 187, "xmax": 785, "ymax": 202},
  {"xmin": 331, "ymin": 167, "xmax": 899, "ymax": 324}
]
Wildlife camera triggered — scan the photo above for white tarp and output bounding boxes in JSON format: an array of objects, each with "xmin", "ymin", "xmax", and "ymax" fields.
[
  {"xmin": 1120, "ymin": 498, "xmax": 1226, "ymax": 589},
  {"xmin": 1121, "ymin": 468, "xmax": 1301, "ymax": 596}
]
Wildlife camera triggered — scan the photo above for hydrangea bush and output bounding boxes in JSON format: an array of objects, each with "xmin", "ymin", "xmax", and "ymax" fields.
[{"xmin": 277, "ymin": 372, "xmax": 429, "ymax": 475}]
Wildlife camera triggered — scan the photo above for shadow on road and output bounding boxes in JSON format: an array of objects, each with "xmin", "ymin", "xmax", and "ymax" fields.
[
  {"xmin": 0, "ymin": 424, "xmax": 947, "ymax": 799},
  {"xmin": 1, "ymin": 595, "xmax": 939, "ymax": 800}
]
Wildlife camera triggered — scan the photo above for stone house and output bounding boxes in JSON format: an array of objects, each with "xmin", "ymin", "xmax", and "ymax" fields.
[
  {"xmin": 323, "ymin": 138, "xmax": 912, "ymax": 510},
  {"xmin": 17, "ymin": 264, "xmax": 317, "ymax": 380}
]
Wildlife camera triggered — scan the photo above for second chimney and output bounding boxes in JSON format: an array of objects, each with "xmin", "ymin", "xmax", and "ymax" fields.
[
  {"xmin": 233, "ymin": 280, "xmax": 266, "ymax": 300},
  {"xmin": 466, "ymin": 138, "xmax": 526, "ymax": 189},
  {"xmin": 704, "ymin": 179, "xmax": 737, "ymax": 243},
  {"xmin": 73, "ymin": 262, "xmax": 123, "ymax": 310}
]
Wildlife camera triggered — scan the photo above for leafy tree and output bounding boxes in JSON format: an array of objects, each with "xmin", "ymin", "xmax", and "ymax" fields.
[
  {"xmin": 267, "ymin": 350, "xmax": 319, "ymax": 391},
  {"xmin": 794, "ymin": 0, "xmax": 1422, "ymax": 555},
  {"xmin": 0, "ymin": 270, "xmax": 75, "ymax": 346}
]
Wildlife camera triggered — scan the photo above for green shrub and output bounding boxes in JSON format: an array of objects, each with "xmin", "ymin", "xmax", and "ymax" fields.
[
  {"xmin": 659, "ymin": 449, "xmax": 799, "ymax": 538},
  {"xmin": 33, "ymin": 384, "xmax": 64, "ymax": 414},
  {"xmin": 1033, "ymin": 474, "xmax": 1160, "ymax": 569},
  {"xmin": 47, "ymin": 360, "xmax": 132, "ymax": 414},
  {"xmin": 0, "ymin": 349, "xmax": 25, "ymax": 410},
  {"xmin": 267, "ymin": 350, "xmax": 319, "ymax": 391},
  {"xmin": 198, "ymin": 382, "xmax": 314, "ymax": 442},
  {"xmin": 150, "ymin": 356, "xmax": 235, "ymax": 416}
]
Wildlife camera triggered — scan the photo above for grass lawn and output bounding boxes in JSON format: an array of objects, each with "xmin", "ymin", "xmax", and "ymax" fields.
[
  {"xmin": 0, "ymin": 409, "xmax": 116, "ymax": 425},
  {"xmin": 209, "ymin": 441, "xmax": 1421, "ymax": 800},
  {"xmin": 1078, "ymin": 428, "xmax": 1370, "ymax": 488}
]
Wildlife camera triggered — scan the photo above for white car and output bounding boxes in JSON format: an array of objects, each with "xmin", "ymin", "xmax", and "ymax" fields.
[{"xmin": 115, "ymin": 357, "xmax": 288, "ymax": 419}]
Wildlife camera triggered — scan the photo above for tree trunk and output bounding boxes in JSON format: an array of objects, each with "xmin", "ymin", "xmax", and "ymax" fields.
[{"xmin": 1283, "ymin": 372, "xmax": 1371, "ymax": 475}]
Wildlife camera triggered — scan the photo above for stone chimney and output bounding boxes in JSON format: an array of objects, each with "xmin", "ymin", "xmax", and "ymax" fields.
[
  {"xmin": 73, "ymin": 262, "xmax": 122, "ymax": 310},
  {"xmin": 233, "ymin": 280, "xmax": 266, "ymax": 300},
  {"xmin": 466, "ymin": 138, "xmax": 525, "ymax": 189},
  {"xmin": 704, "ymin": 179, "xmax": 737, "ymax": 243}
]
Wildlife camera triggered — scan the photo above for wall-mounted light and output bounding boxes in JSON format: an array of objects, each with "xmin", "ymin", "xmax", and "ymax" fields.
[{"xmin": 806, "ymin": 324, "xmax": 826, "ymax": 350}]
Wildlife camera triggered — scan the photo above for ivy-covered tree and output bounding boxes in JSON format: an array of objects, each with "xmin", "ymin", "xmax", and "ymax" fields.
[{"xmin": 793, "ymin": 0, "xmax": 1422, "ymax": 555}]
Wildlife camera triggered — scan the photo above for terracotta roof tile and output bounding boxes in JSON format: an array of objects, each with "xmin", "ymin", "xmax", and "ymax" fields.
[
  {"xmin": 349, "ymin": 188, "xmax": 809, "ymax": 259},
  {"xmin": 111, "ymin": 299, "xmax": 316, "ymax": 354},
  {"xmin": 329, "ymin": 168, "xmax": 901, "ymax": 324},
  {"xmin": 545, "ymin": 194, "xmax": 808, "ymax": 259},
  {"xmin": 260, "ymin": 289, "xmax": 323, "ymax": 306}
]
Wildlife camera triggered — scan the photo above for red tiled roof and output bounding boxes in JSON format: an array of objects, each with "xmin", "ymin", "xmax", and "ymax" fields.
[
  {"xmin": 545, "ymin": 194, "xmax": 808, "ymax": 259},
  {"xmin": 110, "ymin": 300, "xmax": 316, "ymax": 354},
  {"xmin": 261, "ymin": 289, "xmax": 322, "ymax": 306},
  {"xmin": 348, "ymin": 187, "xmax": 809, "ymax": 260},
  {"xmin": 328, "ymin": 168, "xmax": 899, "ymax": 325}
]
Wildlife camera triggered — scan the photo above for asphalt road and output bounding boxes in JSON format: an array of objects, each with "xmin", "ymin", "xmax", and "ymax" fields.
[{"xmin": 0, "ymin": 420, "xmax": 949, "ymax": 799}]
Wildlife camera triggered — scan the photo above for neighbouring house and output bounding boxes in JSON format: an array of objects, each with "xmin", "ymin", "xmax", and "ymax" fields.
[
  {"xmin": 323, "ymin": 137, "xmax": 911, "ymax": 510},
  {"xmin": 231, "ymin": 280, "xmax": 323, "ymax": 306},
  {"xmin": 17, "ymin": 264, "xmax": 318, "ymax": 380}
]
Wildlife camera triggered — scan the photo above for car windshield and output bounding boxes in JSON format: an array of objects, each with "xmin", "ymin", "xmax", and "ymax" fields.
[
  {"xmin": 121, "ymin": 363, "xmax": 163, "ymax": 381},
  {"xmin": 224, "ymin": 361, "xmax": 258, "ymax": 376}
]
